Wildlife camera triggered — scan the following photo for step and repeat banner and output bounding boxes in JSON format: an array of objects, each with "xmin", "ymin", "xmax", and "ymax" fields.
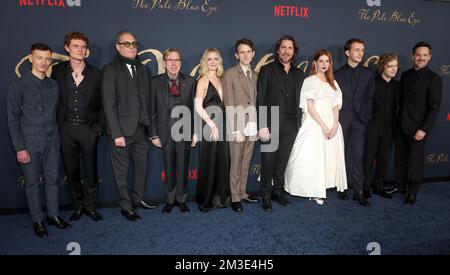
[{"xmin": 1, "ymin": 0, "xmax": 449, "ymax": 210}]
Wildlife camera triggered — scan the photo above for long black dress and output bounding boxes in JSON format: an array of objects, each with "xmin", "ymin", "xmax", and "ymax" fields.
[{"xmin": 196, "ymin": 80, "xmax": 231, "ymax": 211}]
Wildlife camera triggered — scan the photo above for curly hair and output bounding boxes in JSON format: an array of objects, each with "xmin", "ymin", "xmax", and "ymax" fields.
[
  {"xmin": 64, "ymin": 31, "xmax": 89, "ymax": 47},
  {"xmin": 376, "ymin": 53, "xmax": 399, "ymax": 75}
]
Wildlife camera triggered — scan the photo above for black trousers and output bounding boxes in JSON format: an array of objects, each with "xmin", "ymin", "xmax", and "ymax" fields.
[
  {"xmin": 61, "ymin": 122, "xmax": 99, "ymax": 211},
  {"xmin": 161, "ymin": 139, "xmax": 191, "ymax": 204},
  {"xmin": 342, "ymin": 121, "xmax": 367, "ymax": 194},
  {"xmin": 363, "ymin": 133, "xmax": 393, "ymax": 192},
  {"xmin": 260, "ymin": 115, "xmax": 298, "ymax": 199},
  {"xmin": 109, "ymin": 124, "xmax": 149, "ymax": 212},
  {"xmin": 395, "ymin": 129, "xmax": 426, "ymax": 195}
]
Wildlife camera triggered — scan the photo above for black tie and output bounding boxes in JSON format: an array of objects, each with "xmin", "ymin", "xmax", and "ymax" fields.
[{"xmin": 131, "ymin": 65, "xmax": 137, "ymax": 79}]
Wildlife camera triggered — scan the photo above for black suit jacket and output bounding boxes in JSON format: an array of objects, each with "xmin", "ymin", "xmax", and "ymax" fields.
[
  {"xmin": 51, "ymin": 61, "xmax": 105, "ymax": 133},
  {"xmin": 256, "ymin": 59, "xmax": 305, "ymax": 131},
  {"xmin": 101, "ymin": 55, "xmax": 152, "ymax": 139},
  {"xmin": 334, "ymin": 64, "xmax": 375, "ymax": 129},
  {"xmin": 150, "ymin": 73, "xmax": 196, "ymax": 146},
  {"xmin": 366, "ymin": 76, "xmax": 400, "ymax": 140},
  {"xmin": 398, "ymin": 66, "xmax": 442, "ymax": 136}
]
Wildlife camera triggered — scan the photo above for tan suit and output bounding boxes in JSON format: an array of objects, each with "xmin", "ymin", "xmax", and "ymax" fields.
[{"xmin": 223, "ymin": 64, "xmax": 258, "ymax": 202}]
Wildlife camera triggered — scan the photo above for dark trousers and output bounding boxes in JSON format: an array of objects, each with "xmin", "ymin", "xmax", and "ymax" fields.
[
  {"xmin": 109, "ymin": 124, "xmax": 149, "ymax": 212},
  {"xmin": 260, "ymin": 115, "xmax": 298, "ymax": 199},
  {"xmin": 395, "ymin": 129, "xmax": 426, "ymax": 195},
  {"xmin": 21, "ymin": 141, "xmax": 60, "ymax": 222},
  {"xmin": 342, "ymin": 121, "xmax": 367, "ymax": 194},
  {"xmin": 61, "ymin": 122, "xmax": 99, "ymax": 211},
  {"xmin": 162, "ymin": 139, "xmax": 190, "ymax": 204},
  {"xmin": 364, "ymin": 134, "xmax": 393, "ymax": 192}
]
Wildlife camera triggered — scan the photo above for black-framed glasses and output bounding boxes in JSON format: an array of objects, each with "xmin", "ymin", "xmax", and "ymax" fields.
[{"xmin": 117, "ymin": 41, "xmax": 139, "ymax": 49}]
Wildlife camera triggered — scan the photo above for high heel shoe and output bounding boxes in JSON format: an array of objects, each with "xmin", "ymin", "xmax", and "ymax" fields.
[{"xmin": 311, "ymin": 198, "xmax": 327, "ymax": 205}]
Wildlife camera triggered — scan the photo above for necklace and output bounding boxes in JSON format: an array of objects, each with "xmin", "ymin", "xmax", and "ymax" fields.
[{"xmin": 72, "ymin": 63, "xmax": 85, "ymax": 79}]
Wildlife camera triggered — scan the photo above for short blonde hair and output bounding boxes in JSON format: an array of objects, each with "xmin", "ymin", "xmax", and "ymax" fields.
[{"xmin": 199, "ymin": 48, "xmax": 224, "ymax": 78}]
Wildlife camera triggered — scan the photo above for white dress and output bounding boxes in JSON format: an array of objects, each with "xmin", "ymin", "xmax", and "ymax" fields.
[{"xmin": 284, "ymin": 75, "xmax": 347, "ymax": 199}]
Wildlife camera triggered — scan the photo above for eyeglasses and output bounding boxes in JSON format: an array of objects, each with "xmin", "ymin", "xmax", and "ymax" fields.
[
  {"xmin": 164, "ymin": 59, "xmax": 181, "ymax": 63},
  {"xmin": 117, "ymin": 41, "xmax": 139, "ymax": 49}
]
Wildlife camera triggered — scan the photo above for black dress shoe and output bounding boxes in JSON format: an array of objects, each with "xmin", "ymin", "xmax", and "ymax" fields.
[
  {"xmin": 363, "ymin": 190, "xmax": 372, "ymax": 199},
  {"xmin": 385, "ymin": 187, "xmax": 406, "ymax": 195},
  {"xmin": 121, "ymin": 210, "xmax": 141, "ymax": 221},
  {"xmin": 69, "ymin": 209, "xmax": 83, "ymax": 221},
  {"xmin": 373, "ymin": 189, "xmax": 393, "ymax": 199},
  {"xmin": 242, "ymin": 196, "xmax": 260, "ymax": 204},
  {"xmin": 178, "ymin": 203, "xmax": 190, "ymax": 213},
  {"xmin": 198, "ymin": 206, "xmax": 209, "ymax": 213},
  {"xmin": 271, "ymin": 193, "xmax": 289, "ymax": 206},
  {"xmin": 404, "ymin": 194, "xmax": 416, "ymax": 205},
  {"xmin": 262, "ymin": 199, "xmax": 272, "ymax": 212},
  {"xmin": 231, "ymin": 202, "xmax": 243, "ymax": 212},
  {"xmin": 353, "ymin": 193, "xmax": 370, "ymax": 207},
  {"xmin": 33, "ymin": 222, "xmax": 48, "ymax": 238},
  {"xmin": 134, "ymin": 200, "xmax": 158, "ymax": 209},
  {"xmin": 47, "ymin": 216, "xmax": 71, "ymax": 229},
  {"xmin": 162, "ymin": 204, "xmax": 174, "ymax": 213},
  {"xmin": 337, "ymin": 191, "xmax": 348, "ymax": 200},
  {"xmin": 86, "ymin": 210, "xmax": 103, "ymax": 221}
]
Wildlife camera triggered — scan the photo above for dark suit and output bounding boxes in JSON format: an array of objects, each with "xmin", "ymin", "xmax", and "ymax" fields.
[
  {"xmin": 395, "ymin": 66, "xmax": 442, "ymax": 195},
  {"xmin": 150, "ymin": 73, "xmax": 196, "ymax": 204},
  {"xmin": 334, "ymin": 63, "xmax": 375, "ymax": 193},
  {"xmin": 102, "ymin": 55, "xmax": 152, "ymax": 212},
  {"xmin": 257, "ymin": 59, "xmax": 304, "ymax": 199},
  {"xmin": 51, "ymin": 61, "xmax": 104, "ymax": 212},
  {"xmin": 363, "ymin": 76, "xmax": 399, "ymax": 192}
]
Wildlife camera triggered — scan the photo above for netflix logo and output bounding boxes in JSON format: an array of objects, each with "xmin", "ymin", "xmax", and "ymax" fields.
[
  {"xmin": 447, "ymin": 112, "xmax": 450, "ymax": 122},
  {"xmin": 274, "ymin": 5, "xmax": 309, "ymax": 18},
  {"xmin": 161, "ymin": 169, "xmax": 198, "ymax": 182},
  {"xmin": 19, "ymin": 0, "xmax": 81, "ymax": 7}
]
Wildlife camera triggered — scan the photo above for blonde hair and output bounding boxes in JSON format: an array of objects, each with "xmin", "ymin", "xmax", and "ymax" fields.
[{"xmin": 199, "ymin": 48, "xmax": 224, "ymax": 78}]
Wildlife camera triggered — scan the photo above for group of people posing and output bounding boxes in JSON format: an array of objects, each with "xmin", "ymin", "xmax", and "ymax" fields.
[{"xmin": 6, "ymin": 31, "xmax": 442, "ymax": 238}]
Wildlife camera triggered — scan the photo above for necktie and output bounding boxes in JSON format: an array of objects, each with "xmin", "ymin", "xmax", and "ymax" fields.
[
  {"xmin": 170, "ymin": 79, "xmax": 179, "ymax": 96},
  {"xmin": 245, "ymin": 69, "xmax": 256, "ymax": 105},
  {"xmin": 131, "ymin": 65, "xmax": 137, "ymax": 79}
]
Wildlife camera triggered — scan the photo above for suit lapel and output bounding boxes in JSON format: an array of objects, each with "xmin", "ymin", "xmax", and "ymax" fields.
[
  {"xmin": 354, "ymin": 66, "xmax": 362, "ymax": 97},
  {"xmin": 236, "ymin": 65, "xmax": 251, "ymax": 102},
  {"xmin": 83, "ymin": 64, "xmax": 95, "ymax": 104},
  {"xmin": 179, "ymin": 74, "xmax": 188, "ymax": 106},
  {"xmin": 60, "ymin": 63, "xmax": 70, "ymax": 104},
  {"xmin": 160, "ymin": 74, "xmax": 170, "ymax": 109},
  {"xmin": 250, "ymin": 69, "xmax": 257, "ymax": 105},
  {"xmin": 121, "ymin": 61, "xmax": 138, "ymax": 90}
]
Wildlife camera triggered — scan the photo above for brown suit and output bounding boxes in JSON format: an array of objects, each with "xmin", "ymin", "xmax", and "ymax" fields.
[{"xmin": 223, "ymin": 64, "xmax": 258, "ymax": 202}]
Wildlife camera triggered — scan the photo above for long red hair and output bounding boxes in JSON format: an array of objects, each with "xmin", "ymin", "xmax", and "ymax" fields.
[{"xmin": 310, "ymin": 49, "xmax": 337, "ymax": 91}]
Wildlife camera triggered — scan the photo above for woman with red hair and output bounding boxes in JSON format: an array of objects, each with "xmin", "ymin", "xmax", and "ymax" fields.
[{"xmin": 285, "ymin": 49, "xmax": 348, "ymax": 205}]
